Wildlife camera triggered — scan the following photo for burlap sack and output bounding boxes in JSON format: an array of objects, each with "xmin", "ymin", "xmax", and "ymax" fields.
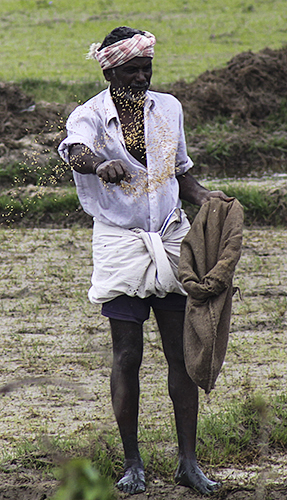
[{"xmin": 178, "ymin": 198, "xmax": 244, "ymax": 393}]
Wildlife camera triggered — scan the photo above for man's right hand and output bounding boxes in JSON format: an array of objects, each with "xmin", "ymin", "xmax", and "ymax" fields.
[
  {"xmin": 69, "ymin": 144, "xmax": 131, "ymax": 183},
  {"xmin": 96, "ymin": 159, "xmax": 131, "ymax": 184}
]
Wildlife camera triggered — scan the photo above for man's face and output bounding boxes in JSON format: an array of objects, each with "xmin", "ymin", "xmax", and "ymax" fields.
[{"xmin": 104, "ymin": 57, "xmax": 152, "ymax": 100}]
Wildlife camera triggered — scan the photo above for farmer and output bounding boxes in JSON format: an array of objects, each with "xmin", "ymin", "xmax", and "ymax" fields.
[{"xmin": 58, "ymin": 27, "xmax": 229, "ymax": 495}]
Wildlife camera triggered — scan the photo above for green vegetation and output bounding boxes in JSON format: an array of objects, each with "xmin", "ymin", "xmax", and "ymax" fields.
[
  {"xmin": 185, "ymin": 115, "xmax": 287, "ymax": 179},
  {"xmin": 1, "ymin": 168, "xmax": 287, "ymax": 225},
  {"xmin": 204, "ymin": 181, "xmax": 287, "ymax": 226},
  {"xmin": 19, "ymin": 80, "xmax": 106, "ymax": 107},
  {"xmin": 5, "ymin": 390, "xmax": 287, "ymax": 487},
  {"xmin": 1, "ymin": 0, "xmax": 287, "ymax": 92},
  {"xmin": 0, "ymin": 188, "xmax": 79, "ymax": 224},
  {"xmin": 51, "ymin": 458, "xmax": 115, "ymax": 500},
  {"xmin": 197, "ymin": 392, "xmax": 287, "ymax": 466},
  {"xmin": 0, "ymin": 161, "xmax": 69, "ymax": 186}
]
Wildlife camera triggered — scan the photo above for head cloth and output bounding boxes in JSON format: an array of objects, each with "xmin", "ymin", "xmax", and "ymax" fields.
[{"xmin": 87, "ymin": 30, "xmax": 156, "ymax": 70}]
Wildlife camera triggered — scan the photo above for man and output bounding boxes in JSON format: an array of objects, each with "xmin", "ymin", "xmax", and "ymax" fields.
[{"xmin": 58, "ymin": 27, "xmax": 229, "ymax": 495}]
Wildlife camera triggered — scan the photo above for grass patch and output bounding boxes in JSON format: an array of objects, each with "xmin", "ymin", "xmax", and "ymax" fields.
[
  {"xmin": 1, "ymin": 181, "xmax": 287, "ymax": 226},
  {"xmin": 0, "ymin": 161, "xmax": 71, "ymax": 186},
  {"xmin": 1, "ymin": 0, "xmax": 287, "ymax": 88},
  {"xmin": 270, "ymin": 394, "xmax": 287, "ymax": 450},
  {"xmin": 1, "ymin": 391, "xmax": 287, "ymax": 485},
  {"xmin": 19, "ymin": 79, "xmax": 106, "ymax": 106},
  {"xmin": 0, "ymin": 187, "xmax": 79, "ymax": 224},
  {"xmin": 198, "ymin": 392, "xmax": 264, "ymax": 465},
  {"xmin": 185, "ymin": 114, "xmax": 287, "ymax": 178},
  {"xmin": 203, "ymin": 182, "xmax": 287, "ymax": 225},
  {"xmin": 198, "ymin": 392, "xmax": 287, "ymax": 465}
]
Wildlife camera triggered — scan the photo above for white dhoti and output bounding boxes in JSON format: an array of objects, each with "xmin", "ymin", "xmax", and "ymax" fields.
[{"xmin": 88, "ymin": 208, "xmax": 190, "ymax": 303}]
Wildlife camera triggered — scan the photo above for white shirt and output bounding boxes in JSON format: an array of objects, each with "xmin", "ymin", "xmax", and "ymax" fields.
[{"xmin": 58, "ymin": 88, "xmax": 193, "ymax": 232}]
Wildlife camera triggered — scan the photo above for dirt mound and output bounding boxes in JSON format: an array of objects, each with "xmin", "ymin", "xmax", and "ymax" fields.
[
  {"xmin": 0, "ymin": 82, "xmax": 69, "ymax": 142},
  {"xmin": 0, "ymin": 81, "xmax": 35, "ymax": 119},
  {"xmin": 0, "ymin": 82, "xmax": 75, "ymax": 171},
  {"xmin": 170, "ymin": 46, "xmax": 287, "ymax": 127}
]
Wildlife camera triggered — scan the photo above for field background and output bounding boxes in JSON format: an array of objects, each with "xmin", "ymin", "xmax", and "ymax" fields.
[
  {"xmin": 1, "ymin": 0, "xmax": 287, "ymax": 94},
  {"xmin": 1, "ymin": 1, "xmax": 287, "ymax": 499}
]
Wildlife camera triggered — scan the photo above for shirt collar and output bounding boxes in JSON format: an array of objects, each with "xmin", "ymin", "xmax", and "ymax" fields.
[{"xmin": 104, "ymin": 87, "xmax": 155, "ymax": 126}]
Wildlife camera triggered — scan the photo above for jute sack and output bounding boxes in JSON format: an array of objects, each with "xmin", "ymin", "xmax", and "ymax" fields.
[{"xmin": 178, "ymin": 198, "xmax": 244, "ymax": 393}]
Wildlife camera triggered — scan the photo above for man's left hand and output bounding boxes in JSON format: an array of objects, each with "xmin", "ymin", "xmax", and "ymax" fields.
[
  {"xmin": 200, "ymin": 190, "xmax": 233, "ymax": 205},
  {"xmin": 177, "ymin": 172, "xmax": 233, "ymax": 206}
]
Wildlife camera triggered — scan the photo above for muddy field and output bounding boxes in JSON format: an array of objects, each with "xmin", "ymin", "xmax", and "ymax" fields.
[
  {"xmin": 1, "ymin": 44, "xmax": 287, "ymax": 499},
  {"xmin": 0, "ymin": 225, "xmax": 287, "ymax": 499}
]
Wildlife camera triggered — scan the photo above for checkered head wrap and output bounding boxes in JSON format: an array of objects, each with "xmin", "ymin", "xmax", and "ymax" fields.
[{"xmin": 87, "ymin": 31, "xmax": 156, "ymax": 70}]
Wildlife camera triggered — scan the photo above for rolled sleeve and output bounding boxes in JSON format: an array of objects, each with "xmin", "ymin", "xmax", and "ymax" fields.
[{"xmin": 58, "ymin": 107, "xmax": 99, "ymax": 163}]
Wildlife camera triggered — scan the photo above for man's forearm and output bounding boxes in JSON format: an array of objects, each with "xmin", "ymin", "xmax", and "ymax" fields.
[
  {"xmin": 69, "ymin": 144, "xmax": 101, "ymax": 174},
  {"xmin": 178, "ymin": 170, "xmax": 233, "ymax": 206},
  {"xmin": 69, "ymin": 144, "xmax": 131, "ymax": 183},
  {"xmin": 177, "ymin": 171, "xmax": 210, "ymax": 206}
]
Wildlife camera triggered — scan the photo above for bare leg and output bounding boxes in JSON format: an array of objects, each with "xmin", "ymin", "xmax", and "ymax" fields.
[
  {"xmin": 109, "ymin": 318, "xmax": 145, "ymax": 494},
  {"xmin": 153, "ymin": 308, "xmax": 220, "ymax": 495}
]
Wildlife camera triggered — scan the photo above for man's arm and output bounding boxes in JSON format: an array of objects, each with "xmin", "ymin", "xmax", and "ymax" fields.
[
  {"xmin": 177, "ymin": 171, "xmax": 232, "ymax": 206},
  {"xmin": 69, "ymin": 144, "xmax": 99, "ymax": 174},
  {"xmin": 69, "ymin": 144, "xmax": 131, "ymax": 183}
]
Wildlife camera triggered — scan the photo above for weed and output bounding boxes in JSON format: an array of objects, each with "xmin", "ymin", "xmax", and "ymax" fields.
[
  {"xmin": 3, "ymin": 180, "xmax": 285, "ymax": 226},
  {"xmin": 51, "ymin": 458, "xmax": 115, "ymax": 500},
  {"xmin": 270, "ymin": 394, "xmax": 287, "ymax": 449},
  {"xmin": 0, "ymin": 188, "xmax": 79, "ymax": 224},
  {"xmin": 0, "ymin": 161, "xmax": 70, "ymax": 188},
  {"xmin": 203, "ymin": 182, "xmax": 287, "ymax": 226},
  {"xmin": 196, "ymin": 390, "xmax": 287, "ymax": 466}
]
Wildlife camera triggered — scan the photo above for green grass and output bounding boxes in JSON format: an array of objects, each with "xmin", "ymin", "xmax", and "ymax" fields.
[
  {"xmin": 0, "ymin": 161, "xmax": 70, "ymax": 186},
  {"xmin": 0, "ymin": 187, "xmax": 79, "ymax": 224},
  {"xmin": 51, "ymin": 458, "xmax": 115, "ymax": 500},
  {"xmin": 204, "ymin": 182, "xmax": 287, "ymax": 225},
  {"xmin": 1, "ymin": 0, "xmax": 287, "ymax": 90},
  {"xmin": 3, "ymin": 391, "xmax": 286, "ymax": 484},
  {"xmin": 197, "ymin": 392, "xmax": 265, "ymax": 465},
  {"xmin": 1, "ymin": 178, "xmax": 287, "ymax": 226},
  {"xmin": 184, "ymin": 110, "xmax": 287, "ymax": 178},
  {"xmin": 183, "ymin": 182, "xmax": 287, "ymax": 226},
  {"xmin": 198, "ymin": 392, "xmax": 287, "ymax": 465},
  {"xmin": 93, "ymin": 392, "xmax": 287, "ymax": 469},
  {"xmin": 19, "ymin": 79, "xmax": 106, "ymax": 106}
]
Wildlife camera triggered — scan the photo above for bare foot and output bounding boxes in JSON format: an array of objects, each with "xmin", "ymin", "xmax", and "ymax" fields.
[
  {"xmin": 116, "ymin": 463, "xmax": 145, "ymax": 495},
  {"xmin": 175, "ymin": 460, "xmax": 220, "ymax": 495}
]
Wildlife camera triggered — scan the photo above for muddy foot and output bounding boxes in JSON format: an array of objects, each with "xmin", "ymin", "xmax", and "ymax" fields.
[
  {"xmin": 175, "ymin": 461, "xmax": 220, "ymax": 495},
  {"xmin": 116, "ymin": 464, "xmax": 146, "ymax": 495}
]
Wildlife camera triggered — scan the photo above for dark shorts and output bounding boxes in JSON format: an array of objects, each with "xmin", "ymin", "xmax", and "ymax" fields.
[{"xmin": 101, "ymin": 293, "xmax": 187, "ymax": 325}]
